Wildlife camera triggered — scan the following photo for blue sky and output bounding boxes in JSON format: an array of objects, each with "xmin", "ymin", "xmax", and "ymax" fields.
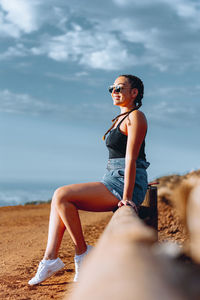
[{"xmin": 1, "ymin": 0, "xmax": 200, "ymax": 184}]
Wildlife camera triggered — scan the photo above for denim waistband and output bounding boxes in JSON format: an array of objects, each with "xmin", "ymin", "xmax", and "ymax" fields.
[{"xmin": 107, "ymin": 158, "xmax": 150, "ymax": 171}]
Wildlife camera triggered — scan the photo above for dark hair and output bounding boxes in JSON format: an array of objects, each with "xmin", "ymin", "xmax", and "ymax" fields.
[
  {"xmin": 102, "ymin": 74, "xmax": 144, "ymax": 141},
  {"xmin": 119, "ymin": 74, "xmax": 144, "ymax": 108}
]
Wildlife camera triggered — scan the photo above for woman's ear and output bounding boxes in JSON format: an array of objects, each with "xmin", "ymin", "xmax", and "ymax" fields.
[{"xmin": 131, "ymin": 88, "xmax": 138, "ymax": 99}]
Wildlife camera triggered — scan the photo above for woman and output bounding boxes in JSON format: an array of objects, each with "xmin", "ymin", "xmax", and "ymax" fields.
[{"xmin": 28, "ymin": 74, "xmax": 150, "ymax": 285}]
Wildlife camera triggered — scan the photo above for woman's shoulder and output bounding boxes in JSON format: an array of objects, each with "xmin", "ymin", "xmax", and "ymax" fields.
[
  {"xmin": 125, "ymin": 109, "xmax": 147, "ymax": 136},
  {"xmin": 128, "ymin": 109, "xmax": 147, "ymax": 125}
]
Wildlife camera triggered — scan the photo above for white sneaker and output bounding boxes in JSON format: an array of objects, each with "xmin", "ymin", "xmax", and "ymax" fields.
[
  {"xmin": 73, "ymin": 245, "xmax": 93, "ymax": 282},
  {"xmin": 28, "ymin": 257, "xmax": 65, "ymax": 285}
]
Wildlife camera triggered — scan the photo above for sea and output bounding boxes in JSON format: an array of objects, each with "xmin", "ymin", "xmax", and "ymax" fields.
[{"xmin": 0, "ymin": 180, "xmax": 73, "ymax": 207}]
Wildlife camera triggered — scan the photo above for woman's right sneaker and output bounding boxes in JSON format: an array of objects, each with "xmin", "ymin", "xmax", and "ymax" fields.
[
  {"xmin": 28, "ymin": 257, "xmax": 65, "ymax": 285},
  {"xmin": 73, "ymin": 245, "xmax": 93, "ymax": 282}
]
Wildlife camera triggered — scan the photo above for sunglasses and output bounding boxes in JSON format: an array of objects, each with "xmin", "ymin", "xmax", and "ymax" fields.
[
  {"xmin": 108, "ymin": 85, "xmax": 123, "ymax": 93},
  {"xmin": 108, "ymin": 85, "xmax": 129, "ymax": 94}
]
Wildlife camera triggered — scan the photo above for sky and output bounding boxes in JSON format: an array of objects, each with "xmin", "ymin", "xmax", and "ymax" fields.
[{"xmin": 1, "ymin": 0, "xmax": 200, "ymax": 185}]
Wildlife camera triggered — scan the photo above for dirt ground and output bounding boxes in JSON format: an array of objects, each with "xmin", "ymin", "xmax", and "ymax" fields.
[
  {"xmin": 0, "ymin": 204, "xmax": 112, "ymax": 300},
  {"xmin": 0, "ymin": 189, "xmax": 187, "ymax": 300}
]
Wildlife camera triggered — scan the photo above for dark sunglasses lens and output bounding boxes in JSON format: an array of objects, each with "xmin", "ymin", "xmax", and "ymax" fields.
[
  {"xmin": 115, "ymin": 86, "xmax": 121, "ymax": 93},
  {"xmin": 109, "ymin": 86, "xmax": 114, "ymax": 93},
  {"xmin": 109, "ymin": 85, "xmax": 121, "ymax": 93}
]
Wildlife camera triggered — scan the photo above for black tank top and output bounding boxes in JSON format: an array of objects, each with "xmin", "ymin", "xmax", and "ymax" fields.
[{"xmin": 106, "ymin": 113, "xmax": 146, "ymax": 160}]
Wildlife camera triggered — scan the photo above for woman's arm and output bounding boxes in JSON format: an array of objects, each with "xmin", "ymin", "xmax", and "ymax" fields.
[{"xmin": 118, "ymin": 110, "xmax": 147, "ymax": 209}]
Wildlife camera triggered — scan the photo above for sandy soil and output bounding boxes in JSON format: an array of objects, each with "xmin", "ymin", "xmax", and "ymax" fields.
[
  {"xmin": 0, "ymin": 191, "xmax": 187, "ymax": 300},
  {"xmin": 0, "ymin": 204, "xmax": 112, "ymax": 300}
]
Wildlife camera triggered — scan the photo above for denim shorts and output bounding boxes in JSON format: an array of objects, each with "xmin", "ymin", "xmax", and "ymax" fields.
[{"xmin": 101, "ymin": 158, "xmax": 150, "ymax": 209}]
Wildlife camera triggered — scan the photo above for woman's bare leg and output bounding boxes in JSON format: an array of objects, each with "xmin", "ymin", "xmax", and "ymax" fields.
[
  {"xmin": 44, "ymin": 182, "xmax": 119, "ymax": 257},
  {"xmin": 43, "ymin": 204, "xmax": 66, "ymax": 259}
]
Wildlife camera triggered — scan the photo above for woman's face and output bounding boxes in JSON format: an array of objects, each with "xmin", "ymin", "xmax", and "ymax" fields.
[{"xmin": 111, "ymin": 76, "xmax": 138, "ymax": 108}]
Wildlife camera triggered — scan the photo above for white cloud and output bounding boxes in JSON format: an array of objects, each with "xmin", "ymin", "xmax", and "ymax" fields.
[
  {"xmin": 113, "ymin": 0, "xmax": 200, "ymax": 28},
  {"xmin": 31, "ymin": 27, "xmax": 135, "ymax": 70},
  {"xmin": 0, "ymin": 10, "xmax": 20, "ymax": 38},
  {"xmin": 0, "ymin": 0, "xmax": 40, "ymax": 38},
  {"xmin": 165, "ymin": 0, "xmax": 200, "ymax": 29},
  {"xmin": 146, "ymin": 85, "xmax": 200, "ymax": 98},
  {"xmin": 30, "ymin": 1, "xmax": 200, "ymax": 71},
  {"xmin": 79, "ymin": 38, "xmax": 135, "ymax": 70},
  {"xmin": 0, "ymin": 89, "xmax": 113, "ymax": 122},
  {"xmin": 45, "ymin": 71, "xmax": 89, "ymax": 82},
  {"xmin": 0, "ymin": 0, "xmax": 200, "ymax": 73},
  {"xmin": 0, "ymin": 89, "xmax": 57, "ymax": 115},
  {"xmin": 0, "ymin": 43, "xmax": 27, "ymax": 60},
  {"xmin": 52, "ymin": 6, "xmax": 68, "ymax": 32},
  {"xmin": 109, "ymin": 19, "xmax": 172, "ymax": 71},
  {"xmin": 143, "ymin": 83, "xmax": 200, "ymax": 126},
  {"xmin": 1, "ymin": 86, "xmax": 199, "ymax": 127},
  {"xmin": 144, "ymin": 97, "xmax": 200, "ymax": 127}
]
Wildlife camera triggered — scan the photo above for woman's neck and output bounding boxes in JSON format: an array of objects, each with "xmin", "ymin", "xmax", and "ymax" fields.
[{"xmin": 120, "ymin": 106, "xmax": 136, "ymax": 114}]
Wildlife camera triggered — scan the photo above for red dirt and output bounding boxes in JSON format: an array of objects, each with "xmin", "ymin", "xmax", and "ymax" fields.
[{"xmin": 0, "ymin": 181, "xmax": 188, "ymax": 300}]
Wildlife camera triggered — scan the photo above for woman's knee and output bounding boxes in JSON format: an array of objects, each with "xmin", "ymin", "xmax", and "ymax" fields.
[{"xmin": 52, "ymin": 186, "xmax": 72, "ymax": 208}]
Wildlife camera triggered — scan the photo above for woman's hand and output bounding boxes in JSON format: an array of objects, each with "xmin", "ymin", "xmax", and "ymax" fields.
[{"xmin": 118, "ymin": 200, "xmax": 138, "ymax": 214}]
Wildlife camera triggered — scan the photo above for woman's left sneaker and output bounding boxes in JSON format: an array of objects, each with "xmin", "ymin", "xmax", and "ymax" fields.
[
  {"xmin": 28, "ymin": 257, "xmax": 65, "ymax": 285},
  {"xmin": 73, "ymin": 245, "xmax": 93, "ymax": 282}
]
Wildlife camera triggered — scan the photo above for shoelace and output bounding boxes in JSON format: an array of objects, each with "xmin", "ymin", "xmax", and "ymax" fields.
[{"xmin": 35, "ymin": 262, "xmax": 47, "ymax": 278}]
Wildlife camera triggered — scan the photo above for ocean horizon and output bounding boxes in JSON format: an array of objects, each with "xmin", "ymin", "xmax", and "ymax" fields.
[{"xmin": 0, "ymin": 179, "xmax": 85, "ymax": 207}]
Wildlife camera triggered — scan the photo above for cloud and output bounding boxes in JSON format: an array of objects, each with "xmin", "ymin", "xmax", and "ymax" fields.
[
  {"xmin": 164, "ymin": 0, "xmax": 200, "ymax": 26},
  {"xmin": 28, "ymin": 1, "xmax": 200, "ymax": 72},
  {"xmin": 45, "ymin": 71, "xmax": 89, "ymax": 82},
  {"xmin": 0, "ymin": 89, "xmax": 114, "ymax": 122},
  {"xmin": 113, "ymin": 0, "xmax": 200, "ymax": 28},
  {"xmin": 0, "ymin": 0, "xmax": 200, "ymax": 73},
  {"xmin": 0, "ymin": 1, "xmax": 72, "ymax": 38},
  {"xmin": 31, "ymin": 27, "xmax": 137, "ymax": 70},
  {"xmin": 0, "ymin": 89, "xmax": 57, "ymax": 115},
  {"xmin": 143, "ymin": 83, "xmax": 200, "ymax": 126},
  {"xmin": 144, "ymin": 99, "xmax": 200, "ymax": 127},
  {"xmin": 0, "ymin": 43, "xmax": 28, "ymax": 60},
  {"xmin": 52, "ymin": 6, "xmax": 68, "ymax": 32},
  {"xmin": 108, "ymin": 19, "xmax": 171, "ymax": 71},
  {"xmin": 1, "ymin": 86, "xmax": 200, "ymax": 128},
  {"xmin": 0, "ymin": 0, "xmax": 40, "ymax": 38},
  {"xmin": 146, "ymin": 85, "xmax": 200, "ymax": 98}
]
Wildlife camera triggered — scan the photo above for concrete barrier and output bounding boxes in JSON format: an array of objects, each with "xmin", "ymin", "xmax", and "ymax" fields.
[{"xmin": 67, "ymin": 206, "xmax": 184, "ymax": 300}]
